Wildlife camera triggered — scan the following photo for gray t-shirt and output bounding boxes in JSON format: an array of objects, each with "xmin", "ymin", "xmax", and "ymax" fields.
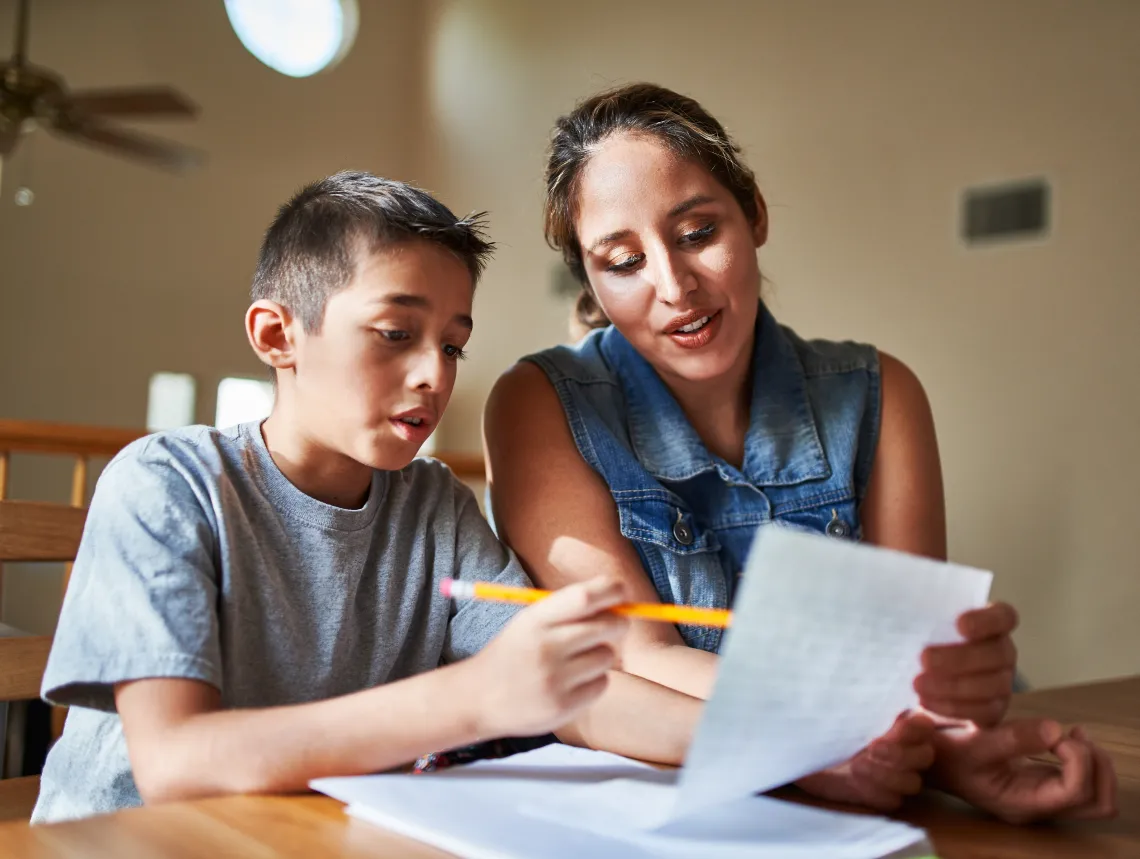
[{"xmin": 32, "ymin": 422, "xmax": 528, "ymax": 824}]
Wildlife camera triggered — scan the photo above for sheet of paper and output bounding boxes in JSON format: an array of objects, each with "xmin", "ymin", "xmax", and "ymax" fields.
[
  {"xmin": 675, "ymin": 526, "xmax": 993, "ymax": 817},
  {"xmin": 314, "ymin": 745, "xmax": 929, "ymax": 859},
  {"xmin": 520, "ymin": 775, "xmax": 928, "ymax": 858}
]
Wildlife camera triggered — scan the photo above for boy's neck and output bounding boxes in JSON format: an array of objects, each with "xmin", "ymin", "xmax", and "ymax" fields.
[{"xmin": 260, "ymin": 410, "xmax": 374, "ymax": 510}]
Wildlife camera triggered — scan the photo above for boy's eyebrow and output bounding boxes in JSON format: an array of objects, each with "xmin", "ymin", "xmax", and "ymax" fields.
[
  {"xmin": 381, "ymin": 293, "xmax": 430, "ymax": 310},
  {"xmin": 378, "ymin": 294, "xmax": 473, "ymax": 329},
  {"xmin": 585, "ymin": 195, "xmax": 720, "ymax": 254}
]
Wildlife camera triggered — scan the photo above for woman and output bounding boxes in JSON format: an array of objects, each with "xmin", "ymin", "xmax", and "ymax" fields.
[{"xmin": 485, "ymin": 83, "xmax": 1116, "ymax": 822}]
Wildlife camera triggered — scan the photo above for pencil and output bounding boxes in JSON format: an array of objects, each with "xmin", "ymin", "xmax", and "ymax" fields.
[{"xmin": 440, "ymin": 578, "xmax": 733, "ymax": 628}]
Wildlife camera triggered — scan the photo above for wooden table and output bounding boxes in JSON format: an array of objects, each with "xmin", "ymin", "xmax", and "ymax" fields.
[{"xmin": 0, "ymin": 677, "xmax": 1135, "ymax": 859}]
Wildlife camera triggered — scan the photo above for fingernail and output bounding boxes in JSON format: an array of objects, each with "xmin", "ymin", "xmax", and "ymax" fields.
[{"xmin": 1041, "ymin": 720, "xmax": 1063, "ymax": 745}]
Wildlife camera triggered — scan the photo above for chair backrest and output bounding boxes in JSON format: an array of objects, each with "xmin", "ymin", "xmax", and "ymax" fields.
[
  {"xmin": 0, "ymin": 501, "xmax": 87, "ymax": 564},
  {"xmin": 0, "ymin": 419, "xmax": 142, "ymax": 747},
  {"xmin": 0, "ymin": 500, "xmax": 87, "ymax": 703}
]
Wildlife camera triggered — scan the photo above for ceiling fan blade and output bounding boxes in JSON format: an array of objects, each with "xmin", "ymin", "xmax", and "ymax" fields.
[
  {"xmin": 51, "ymin": 115, "xmax": 204, "ymax": 172},
  {"xmin": 13, "ymin": 0, "xmax": 31, "ymax": 68},
  {"xmin": 65, "ymin": 87, "xmax": 198, "ymax": 119}
]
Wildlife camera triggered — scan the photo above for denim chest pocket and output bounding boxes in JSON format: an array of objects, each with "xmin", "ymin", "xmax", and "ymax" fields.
[
  {"xmin": 614, "ymin": 492, "xmax": 727, "ymax": 652},
  {"xmin": 615, "ymin": 492, "xmax": 721, "ymax": 554},
  {"xmin": 767, "ymin": 489, "xmax": 862, "ymax": 541}
]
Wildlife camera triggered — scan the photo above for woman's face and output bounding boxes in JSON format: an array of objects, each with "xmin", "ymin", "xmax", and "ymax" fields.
[{"xmin": 574, "ymin": 133, "xmax": 767, "ymax": 385}]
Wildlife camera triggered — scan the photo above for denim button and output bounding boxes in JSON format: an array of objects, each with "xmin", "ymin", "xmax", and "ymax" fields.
[
  {"xmin": 825, "ymin": 511, "xmax": 850, "ymax": 539},
  {"xmin": 672, "ymin": 515, "xmax": 694, "ymax": 546}
]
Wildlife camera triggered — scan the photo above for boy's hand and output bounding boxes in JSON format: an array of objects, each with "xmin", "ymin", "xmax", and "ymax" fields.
[
  {"xmin": 468, "ymin": 577, "xmax": 629, "ymax": 739},
  {"xmin": 930, "ymin": 719, "xmax": 1118, "ymax": 824},
  {"xmin": 915, "ymin": 602, "xmax": 1018, "ymax": 727},
  {"xmin": 795, "ymin": 712, "xmax": 936, "ymax": 811}
]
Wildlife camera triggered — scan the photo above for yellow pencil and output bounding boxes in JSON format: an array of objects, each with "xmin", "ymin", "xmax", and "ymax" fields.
[{"xmin": 440, "ymin": 578, "xmax": 732, "ymax": 628}]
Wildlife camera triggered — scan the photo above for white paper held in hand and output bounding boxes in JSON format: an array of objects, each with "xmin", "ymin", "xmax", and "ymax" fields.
[{"xmin": 673, "ymin": 526, "xmax": 993, "ymax": 818}]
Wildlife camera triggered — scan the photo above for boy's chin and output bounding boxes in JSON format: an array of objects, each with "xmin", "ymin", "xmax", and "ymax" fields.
[{"xmin": 353, "ymin": 438, "xmax": 423, "ymax": 473}]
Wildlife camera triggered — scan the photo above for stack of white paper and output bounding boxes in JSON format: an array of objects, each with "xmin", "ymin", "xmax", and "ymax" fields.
[
  {"xmin": 316, "ymin": 745, "xmax": 932, "ymax": 859},
  {"xmin": 312, "ymin": 527, "xmax": 993, "ymax": 858}
]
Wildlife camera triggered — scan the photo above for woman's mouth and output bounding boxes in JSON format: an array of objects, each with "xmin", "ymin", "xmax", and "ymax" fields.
[{"xmin": 665, "ymin": 310, "xmax": 722, "ymax": 349}]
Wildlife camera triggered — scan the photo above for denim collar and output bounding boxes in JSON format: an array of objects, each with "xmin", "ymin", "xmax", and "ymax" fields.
[{"xmin": 599, "ymin": 302, "xmax": 830, "ymax": 486}]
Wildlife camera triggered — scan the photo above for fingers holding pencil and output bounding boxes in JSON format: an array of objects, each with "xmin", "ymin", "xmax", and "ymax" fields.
[{"xmin": 466, "ymin": 576, "xmax": 631, "ymax": 737}]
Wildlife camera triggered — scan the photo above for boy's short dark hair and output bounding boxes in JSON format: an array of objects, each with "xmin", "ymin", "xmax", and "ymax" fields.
[{"xmin": 251, "ymin": 171, "xmax": 494, "ymax": 332}]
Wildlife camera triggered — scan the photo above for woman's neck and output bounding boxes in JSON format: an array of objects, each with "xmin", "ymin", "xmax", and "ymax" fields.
[{"xmin": 661, "ymin": 336, "xmax": 754, "ymax": 469}]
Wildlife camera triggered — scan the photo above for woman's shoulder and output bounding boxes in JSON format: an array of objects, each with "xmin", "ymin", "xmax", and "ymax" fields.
[
  {"xmin": 519, "ymin": 326, "xmax": 619, "ymax": 386},
  {"xmin": 777, "ymin": 322, "xmax": 881, "ymax": 379},
  {"xmin": 488, "ymin": 326, "xmax": 629, "ymax": 457}
]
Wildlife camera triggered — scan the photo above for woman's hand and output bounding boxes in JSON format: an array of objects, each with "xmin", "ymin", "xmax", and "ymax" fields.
[
  {"xmin": 915, "ymin": 603, "xmax": 1019, "ymax": 727},
  {"xmin": 930, "ymin": 718, "xmax": 1118, "ymax": 824},
  {"xmin": 795, "ymin": 712, "xmax": 936, "ymax": 811}
]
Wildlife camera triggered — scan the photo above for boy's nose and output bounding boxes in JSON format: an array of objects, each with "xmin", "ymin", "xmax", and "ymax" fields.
[{"xmin": 411, "ymin": 351, "xmax": 448, "ymax": 392}]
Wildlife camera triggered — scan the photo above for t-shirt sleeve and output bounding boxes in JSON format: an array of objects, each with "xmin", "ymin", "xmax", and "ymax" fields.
[
  {"xmin": 41, "ymin": 444, "xmax": 223, "ymax": 712},
  {"xmin": 441, "ymin": 483, "xmax": 532, "ymax": 664}
]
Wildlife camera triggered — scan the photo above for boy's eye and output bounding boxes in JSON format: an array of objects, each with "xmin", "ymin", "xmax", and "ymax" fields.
[
  {"xmin": 443, "ymin": 344, "xmax": 468, "ymax": 361},
  {"xmin": 377, "ymin": 329, "xmax": 410, "ymax": 342},
  {"xmin": 680, "ymin": 223, "xmax": 716, "ymax": 245},
  {"xmin": 605, "ymin": 253, "xmax": 644, "ymax": 274}
]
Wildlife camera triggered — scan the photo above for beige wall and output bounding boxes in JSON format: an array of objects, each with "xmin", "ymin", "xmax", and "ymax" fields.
[
  {"xmin": 1, "ymin": 0, "xmax": 1136, "ymax": 686},
  {"xmin": 419, "ymin": 0, "xmax": 1140, "ymax": 688},
  {"xmin": 0, "ymin": 0, "xmax": 429, "ymax": 632}
]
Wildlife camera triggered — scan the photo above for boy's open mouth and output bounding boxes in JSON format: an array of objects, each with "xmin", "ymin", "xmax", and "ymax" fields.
[{"xmin": 390, "ymin": 408, "xmax": 435, "ymax": 443}]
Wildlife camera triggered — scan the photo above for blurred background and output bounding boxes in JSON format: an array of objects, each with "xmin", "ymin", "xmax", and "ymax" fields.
[{"xmin": 0, "ymin": 0, "xmax": 1137, "ymax": 691}]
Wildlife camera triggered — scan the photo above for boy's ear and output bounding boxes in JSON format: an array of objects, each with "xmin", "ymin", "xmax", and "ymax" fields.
[
  {"xmin": 246, "ymin": 300, "xmax": 297, "ymax": 370},
  {"xmin": 751, "ymin": 190, "xmax": 769, "ymax": 249}
]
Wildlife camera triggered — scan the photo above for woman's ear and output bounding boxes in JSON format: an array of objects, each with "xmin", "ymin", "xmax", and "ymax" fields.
[
  {"xmin": 751, "ymin": 190, "xmax": 769, "ymax": 249},
  {"xmin": 246, "ymin": 300, "xmax": 297, "ymax": 370}
]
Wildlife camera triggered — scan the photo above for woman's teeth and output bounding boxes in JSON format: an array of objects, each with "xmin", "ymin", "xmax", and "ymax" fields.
[
  {"xmin": 676, "ymin": 316, "xmax": 710, "ymax": 334},
  {"xmin": 400, "ymin": 417, "xmax": 424, "ymax": 426}
]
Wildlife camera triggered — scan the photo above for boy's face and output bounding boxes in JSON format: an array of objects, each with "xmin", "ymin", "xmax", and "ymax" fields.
[{"xmin": 291, "ymin": 240, "xmax": 474, "ymax": 471}]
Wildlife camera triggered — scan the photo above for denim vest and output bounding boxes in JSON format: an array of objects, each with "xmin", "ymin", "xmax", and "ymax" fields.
[{"xmin": 523, "ymin": 302, "xmax": 881, "ymax": 654}]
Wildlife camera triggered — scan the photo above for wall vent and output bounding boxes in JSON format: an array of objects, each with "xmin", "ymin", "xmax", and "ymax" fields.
[{"xmin": 962, "ymin": 179, "xmax": 1049, "ymax": 244}]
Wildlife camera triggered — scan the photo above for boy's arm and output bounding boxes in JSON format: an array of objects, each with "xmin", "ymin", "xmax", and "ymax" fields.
[
  {"xmin": 117, "ymin": 666, "xmax": 483, "ymax": 802},
  {"xmin": 119, "ymin": 576, "xmax": 628, "ymax": 804},
  {"xmin": 555, "ymin": 669, "xmax": 702, "ymax": 765}
]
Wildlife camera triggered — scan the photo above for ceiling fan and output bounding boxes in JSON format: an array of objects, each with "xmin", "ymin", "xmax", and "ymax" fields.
[{"xmin": 0, "ymin": 0, "xmax": 204, "ymax": 179}]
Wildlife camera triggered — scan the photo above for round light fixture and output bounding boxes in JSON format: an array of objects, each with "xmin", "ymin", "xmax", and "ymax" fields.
[{"xmin": 224, "ymin": 0, "xmax": 359, "ymax": 78}]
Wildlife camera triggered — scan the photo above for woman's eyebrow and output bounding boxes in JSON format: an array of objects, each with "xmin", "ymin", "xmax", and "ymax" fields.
[
  {"xmin": 585, "ymin": 194, "xmax": 719, "ymax": 253},
  {"xmin": 668, "ymin": 194, "xmax": 717, "ymax": 218}
]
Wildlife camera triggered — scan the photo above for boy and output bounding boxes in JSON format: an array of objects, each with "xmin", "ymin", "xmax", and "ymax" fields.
[{"xmin": 32, "ymin": 172, "xmax": 627, "ymax": 823}]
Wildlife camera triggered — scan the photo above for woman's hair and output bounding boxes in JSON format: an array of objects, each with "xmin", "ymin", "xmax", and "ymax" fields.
[{"xmin": 544, "ymin": 83, "xmax": 761, "ymax": 330}]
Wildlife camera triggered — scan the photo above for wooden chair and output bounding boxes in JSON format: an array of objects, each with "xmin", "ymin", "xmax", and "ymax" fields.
[
  {"xmin": 0, "ymin": 419, "xmax": 142, "ymax": 822},
  {"xmin": 0, "ymin": 499, "xmax": 86, "ymax": 820}
]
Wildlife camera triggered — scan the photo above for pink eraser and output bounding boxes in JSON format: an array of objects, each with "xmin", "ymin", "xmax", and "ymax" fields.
[{"xmin": 439, "ymin": 578, "xmax": 454, "ymax": 598}]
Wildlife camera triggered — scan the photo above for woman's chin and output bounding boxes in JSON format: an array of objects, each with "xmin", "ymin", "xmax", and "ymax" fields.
[{"xmin": 659, "ymin": 348, "xmax": 744, "ymax": 385}]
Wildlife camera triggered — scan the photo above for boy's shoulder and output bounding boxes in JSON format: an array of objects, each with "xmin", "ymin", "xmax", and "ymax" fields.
[
  {"xmin": 391, "ymin": 456, "xmax": 476, "ymax": 505},
  {"xmin": 102, "ymin": 423, "xmax": 251, "ymax": 492},
  {"xmin": 112, "ymin": 423, "xmax": 243, "ymax": 464}
]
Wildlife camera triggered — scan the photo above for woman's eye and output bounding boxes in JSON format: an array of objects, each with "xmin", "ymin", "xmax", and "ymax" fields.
[
  {"xmin": 606, "ymin": 253, "xmax": 644, "ymax": 274},
  {"xmin": 443, "ymin": 344, "xmax": 468, "ymax": 360},
  {"xmin": 680, "ymin": 223, "xmax": 716, "ymax": 244},
  {"xmin": 377, "ymin": 329, "xmax": 410, "ymax": 342}
]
